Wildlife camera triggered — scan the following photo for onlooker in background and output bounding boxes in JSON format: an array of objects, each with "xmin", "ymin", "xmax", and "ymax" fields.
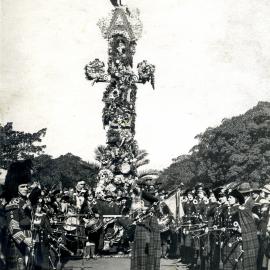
[
  {"xmin": 261, "ymin": 184, "xmax": 270, "ymax": 203},
  {"xmin": 237, "ymin": 182, "xmax": 254, "ymax": 210}
]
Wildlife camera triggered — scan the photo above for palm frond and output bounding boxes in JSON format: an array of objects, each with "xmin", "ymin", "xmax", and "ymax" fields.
[
  {"xmin": 135, "ymin": 150, "xmax": 148, "ymax": 161},
  {"xmin": 136, "ymin": 159, "xmax": 150, "ymax": 168},
  {"xmin": 137, "ymin": 169, "xmax": 159, "ymax": 179}
]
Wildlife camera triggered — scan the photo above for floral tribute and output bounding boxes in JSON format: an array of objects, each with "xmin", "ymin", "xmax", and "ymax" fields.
[{"xmin": 85, "ymin": 6, "xmax": 155, "ymax": 199}]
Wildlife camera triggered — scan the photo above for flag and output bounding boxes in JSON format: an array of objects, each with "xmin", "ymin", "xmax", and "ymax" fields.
[{"xmin": 164, "ymin": 189, "xmax": 184, "ymax": 220}]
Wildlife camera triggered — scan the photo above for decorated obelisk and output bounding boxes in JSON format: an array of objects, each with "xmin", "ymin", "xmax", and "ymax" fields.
[{"xmin": 85, "ymin": 2, "xmax": 155, "ymax": 198}]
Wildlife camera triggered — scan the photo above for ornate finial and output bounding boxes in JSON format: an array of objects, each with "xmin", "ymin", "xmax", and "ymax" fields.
[{"xmin": 98, "ymin": 7, "xmax": 142, "ymax": 41}]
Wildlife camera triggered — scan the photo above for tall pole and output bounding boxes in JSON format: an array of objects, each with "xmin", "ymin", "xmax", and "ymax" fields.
[{"xmin": 85, "ymin": 2, "xmax": 155, "ymax": 198}]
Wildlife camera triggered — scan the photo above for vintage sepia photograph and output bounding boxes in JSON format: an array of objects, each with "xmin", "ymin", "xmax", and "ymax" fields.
[{"xmin": 1, "ymin": 0, "xmax": 270, "ymax": 269}]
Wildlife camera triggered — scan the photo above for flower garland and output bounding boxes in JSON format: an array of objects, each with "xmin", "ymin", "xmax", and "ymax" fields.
[{"xmin": 85, "ymin": 7, "xmax": 155, "ymax": 200}]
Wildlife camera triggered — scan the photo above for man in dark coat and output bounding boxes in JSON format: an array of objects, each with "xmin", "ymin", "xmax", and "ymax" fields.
[{"xmin": 4, "ymin": 160, "xmax": 33, "ymax": 270}]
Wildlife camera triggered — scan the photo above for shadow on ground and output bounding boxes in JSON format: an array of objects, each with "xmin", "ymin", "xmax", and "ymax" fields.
[{"xmin": 63, "ymin": 257, "xmax": 188, "ymax": 270}]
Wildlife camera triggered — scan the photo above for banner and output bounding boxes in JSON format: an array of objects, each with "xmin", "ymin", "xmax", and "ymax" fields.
[{"xmin": 164, "ymin": 189, "xmax": 184, "ymax": 220}]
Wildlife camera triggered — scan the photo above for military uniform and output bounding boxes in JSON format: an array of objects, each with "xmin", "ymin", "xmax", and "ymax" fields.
[
  {"xmin": 5, "ymin": 196, "xmax": 32, "ymax": 270},
  {"xmin": 209, "ymin": 202, "xmax": 228, "ymax": 270},
  {"xmin": 80, "ymin": 199, "xmax": 104, "ymax": 256},
  {"xmin": 222, "ymin": 205, "xmax": 243, "ymax": 270},
  {"xmin": 181, "ymin": 199, "xmax": 197, "ymax": 265}
]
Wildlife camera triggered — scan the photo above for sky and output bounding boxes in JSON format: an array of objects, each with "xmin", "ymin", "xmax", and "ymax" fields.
[{"xmin": 1, "ymin": 0, "xmax": 270, "ymax": 171}]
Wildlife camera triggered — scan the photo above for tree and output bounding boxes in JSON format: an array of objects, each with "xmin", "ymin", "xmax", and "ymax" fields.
[
  {"xmin": 0, "ymin": 122, "xmax": 46, "ymax": 169},
  {"xmin": 190, "ymin": 101, "xmax": 270, "ymax": 187},
  {"xmin": 157, "ymin": 101, "xmax": 270, "ymax": 191},
  {"xmin": 33, "ymin": 153, "xmax": 99, "ymax": 189},
  {"xmin": 157, "ymin": 155, "xmax": 196, "ymax": 191}
]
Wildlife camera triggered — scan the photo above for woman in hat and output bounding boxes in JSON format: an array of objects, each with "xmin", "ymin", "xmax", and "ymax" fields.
[
  {"xmin": 130, "ymin": 189, "xmax": 161, "ymax": 270},
  {"xmin": 4, "ymin": 160, "xmax": 34, "ymax": 270},
  {"xmin": 222, "ymin": 189, "xmax": 259, "ymax": 270}
]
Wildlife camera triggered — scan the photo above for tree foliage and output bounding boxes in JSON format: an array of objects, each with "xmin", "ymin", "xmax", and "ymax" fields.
[
  {"xmin": 0, "ymin": 122, "xmax": 47, "ymax": 169},
  {"xmin": 33, "ymin": 153, "xmax": 99, "ymax": 189},
  {"xmin": 158, "ymin": 102, "xmax": 270, "ymax": 189},
  {"xmin": 157, "ymin": 155, "xmax": 196, "ymax": 190},
  {"xmin": 191, "ymin": 101, "xmax": 270, "ymax": 187}
]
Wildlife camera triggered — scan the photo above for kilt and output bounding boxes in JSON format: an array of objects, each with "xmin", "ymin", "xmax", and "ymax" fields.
[
  {"xmin": 209, "ymin": 233, "xmax": 221, "ymax": 270},
  {"xmin": 148, "ymin": 216, "xmax": 161, "ymax": 270},
  {"xmin": 34, "ymin": 241, "xmax": 50, "ymax": 270},
  {"xmin": 222, "ymin": 233, "xmax": 243, "ymax": 270},
  {"xmin": 238, "ymin": 209, "xmax": 259, "ymax": 270},
  {"xmin": 130, "ymin": 215, "xmax": 161, "ymax": 270},
  {"xmin": 6, "ymin": 236, "xmax": 27, "ymax": 270}
]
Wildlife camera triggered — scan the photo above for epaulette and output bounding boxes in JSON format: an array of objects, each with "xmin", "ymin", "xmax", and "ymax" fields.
[{"xmin": 5, "ymin": 198, "xmax": 20, "ymax": 211}]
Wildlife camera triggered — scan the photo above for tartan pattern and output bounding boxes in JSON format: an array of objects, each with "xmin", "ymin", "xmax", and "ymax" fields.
[
  {"xmin": 222, "ymin": 235, "xmax": 243, "ymax": 270},
  {"xmin": 221, "ymin": 206, "xmax": 259, "ymax": 270},
  {"xmin": 130, "ymin": 215, "xmax": 161, "ymax": 270},
  {"xmin": 238, "ymin": 208, "xmax": 259, "ymax": 270},
  {"xmin": 148, "ymin": 216, "xmax": 161, "ymax": 270},
  {"xmin": 5, "ymin": 236, "xmax": 27, "ymax": 270}
]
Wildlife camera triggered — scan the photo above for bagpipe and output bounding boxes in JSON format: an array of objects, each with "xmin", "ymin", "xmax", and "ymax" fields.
[
  {"xmin": 158, "ymin": 215, "xmax": 175, "ymax": 233},
  {"xmin": 179, "ymin": 220, "xmax": 241, "ymax": 238},
  {"xmin": 25, "ymin": 210, "xmax": 75, "ymax": 270}
]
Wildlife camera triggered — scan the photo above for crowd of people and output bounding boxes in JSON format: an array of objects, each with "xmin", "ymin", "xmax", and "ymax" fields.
[
  {"xmin": 177, "ymin": 182, "xmax": 270, "ymax": 270},
  {"xmin": 0, "ymin": 159, "xmax": 269, "ymax": 270}
]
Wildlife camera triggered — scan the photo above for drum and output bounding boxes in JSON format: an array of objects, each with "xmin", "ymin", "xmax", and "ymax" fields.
[
  {"xmin": 85, "ymin": 217, "xmax": 103, "ymax": 233},
  {"xmin": 104, "ymin": 221, "xmax": 118, "ymax": 241},
  {"xmin": 63, "ymin": 216, "xmax": 81, "ymax": 232},
  {"xmin": 63, "ymin": 216, "xmax": 85, "ymax": 257},
  {"xmin": 158, "ymin": 216, "xmax": 171, "ymax": 232}
]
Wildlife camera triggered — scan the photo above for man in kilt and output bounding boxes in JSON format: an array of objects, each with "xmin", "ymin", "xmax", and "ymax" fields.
[{"xmin": 130, "ymin": 190, "xmax": 161, "ymax": 270}]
